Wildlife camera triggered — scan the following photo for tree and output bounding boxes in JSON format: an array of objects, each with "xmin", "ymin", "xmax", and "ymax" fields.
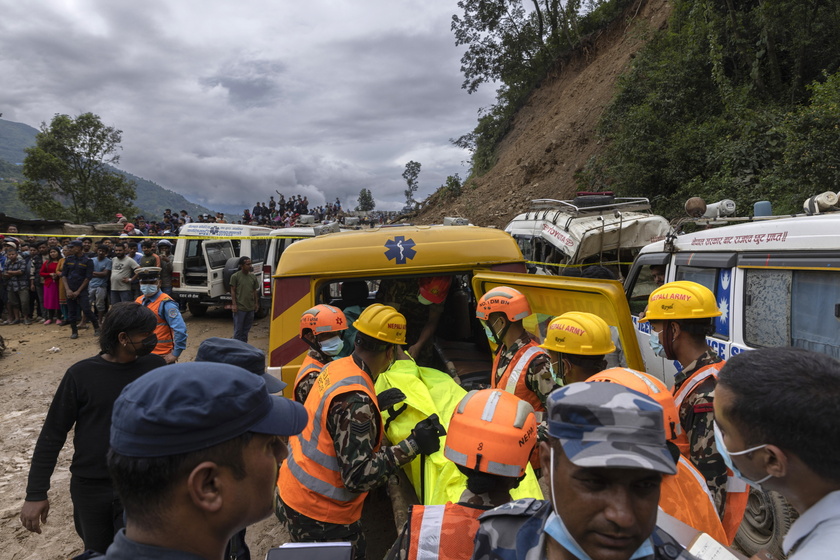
[
  {"xmin": 402, "ymin": 161, "xmax": 421, "ymax": 207},
  {"xmin": 19, "ymin": 112, "xmax": 138, "ymax": 223},
  {"xmin": 356, "ymin": 188, "xmax": 375, "ymax": 211}
]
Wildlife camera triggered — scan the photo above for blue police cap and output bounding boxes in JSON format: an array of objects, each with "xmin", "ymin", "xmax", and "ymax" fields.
[
  {"xmin": 195, "ymin": 337, "xmax": 286, "ymax": 393},
  {"xmin": 111, "ymin": 362, "xmax": 307, "ymax": 457}
]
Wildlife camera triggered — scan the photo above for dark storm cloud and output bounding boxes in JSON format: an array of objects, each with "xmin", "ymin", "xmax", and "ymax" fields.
[{"xmin": 0, "ymin": 1, "xmax": 494, "ymax": 213}]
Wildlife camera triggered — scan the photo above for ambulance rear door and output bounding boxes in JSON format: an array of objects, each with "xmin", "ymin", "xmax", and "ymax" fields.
[{"xmin": 471, "ymin": 271, "xmax": 643, "ymax": 372}]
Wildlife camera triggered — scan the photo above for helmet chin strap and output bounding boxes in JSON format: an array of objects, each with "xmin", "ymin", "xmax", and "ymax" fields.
[
  {"xmin": 492, "ymin": 318, "xmax": 512, "ymax": 356},
  {"xmin": 304, "ymin": 337, "xmax": 332, "ymax": 363},
  {"xmin": 661, "ymin": 321, "xmax": 678, "ymax": 361}
]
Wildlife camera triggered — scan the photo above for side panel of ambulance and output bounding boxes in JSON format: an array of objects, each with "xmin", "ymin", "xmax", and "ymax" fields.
[
  {"xmin": 266, "ymin": 225, "xmax": 642, "ymax": 391},
  {"xmin": 172, "ymin": 223, "xmax": 272, "ymax": 316},
  {"xmin": 624, "ymin": 213, "xmax": 840, "ymax": 557}
]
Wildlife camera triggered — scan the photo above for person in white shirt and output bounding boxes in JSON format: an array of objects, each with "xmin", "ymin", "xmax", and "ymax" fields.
[{"xmin": 714, "ymin": 347, "xmax": 840, "ymax": 559}]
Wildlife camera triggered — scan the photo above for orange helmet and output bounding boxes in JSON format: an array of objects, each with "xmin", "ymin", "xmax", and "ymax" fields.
[
  {"xmin": 588, "ymin": 367, "xmax": 683, "ymax": 443},
  {"xmin": 476, "ymin": 286, "xmax": 531, "ymax": 322},
  {"xmin": 299, "ymin": 304, "xmax": 348, "ymax": 338},
  {"xmin": 444, "ymin": 389, "xmax": 537, "ymax": 478}
]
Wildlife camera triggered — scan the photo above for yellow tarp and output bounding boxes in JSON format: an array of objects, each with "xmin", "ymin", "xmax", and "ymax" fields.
[{"xmin": 375, "ymin": 359, "xmax": 543, "ymax": 505}]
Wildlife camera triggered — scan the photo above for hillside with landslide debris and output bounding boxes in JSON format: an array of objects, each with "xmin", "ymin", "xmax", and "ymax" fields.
[{"xmin": 417, "ymin": 0, "xmax": 671, "ymax": 229}]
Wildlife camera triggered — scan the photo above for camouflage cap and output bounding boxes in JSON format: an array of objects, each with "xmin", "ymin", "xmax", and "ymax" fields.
[{"xmin": 546, "ymin": 382, "xmax": 676, "ymax": 475}]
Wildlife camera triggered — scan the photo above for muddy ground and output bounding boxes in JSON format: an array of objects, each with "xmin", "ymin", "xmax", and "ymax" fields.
[{"xmin": 0, "ymin": 310, "xmax": 396, "ymax": 560}]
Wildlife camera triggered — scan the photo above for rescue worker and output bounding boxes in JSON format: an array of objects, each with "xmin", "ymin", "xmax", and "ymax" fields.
[
  {"xmin": 640, "ymin": 280, "xmax": 747, "ymax": 541},
  {"xmin": 387, "ymin": 389, "xmax": 537, "ymax": 560},
  {"xmin": 715, "ymin": 348, "xmax": 840, "ymax": 559},
  {"xmin": 472, "ymin": 382, "xmax": 695, "ymax": 560},
  {"xmin": 475, "ymin": 286, "xmax": 559, "ymax": 414},
  {"xmin": 294, "ymin": 304, "xmax": 348, "ymax": 403},
  {"xmin": 589, "ymin": 367, "xmax": 728, "ymax": 544},
  {"xmin": 538, "ymin": 311, "xmax": 616, "ymax": 384},
  {"xmin": 134, "ymin": 267, "xmax": 187, "ymax": 364},
  {"xmin": 276, "ymin": 304, "xmax": 446, "ymax": 560},
  {"xmin": 376, "ymin": 276, "xmax": 452, "ymax": 365}
]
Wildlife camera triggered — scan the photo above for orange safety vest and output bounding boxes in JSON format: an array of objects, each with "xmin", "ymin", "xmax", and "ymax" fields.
[
  {"xmin": 293, "ymin": 353, "xmax": 325, "ymax": 403},
  {"xmin": 135, "ymin": 292, "xmax": 175, "ymax": 356},
  {"xmin": 407, "ymin": 503, "xmax": 484, "ymax": 560},
  {"xmin": 491, "ymin": 341, "xmax": 547, "ymax": 413},
  {"xmin": 661, "ymin": 456, "xmax": 729, "ymax": 545},
  {"xmin": 672, "ymin": 361, "xmax": 748, "ymax": 544},
  {"xmin": 278, "ymin": 357, "xmax": 382, "ymax": 524}
]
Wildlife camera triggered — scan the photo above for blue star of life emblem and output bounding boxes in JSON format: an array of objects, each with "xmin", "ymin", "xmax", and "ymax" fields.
[
  {"xmin": 384, "ymin": 236, "xmax": 416, "ymax": 265},
  {"xmin": 209, "ymin": 226, "xmax": 220, "ymax": 235}
]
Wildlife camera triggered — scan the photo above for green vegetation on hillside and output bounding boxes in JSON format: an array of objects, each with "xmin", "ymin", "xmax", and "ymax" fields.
[
  {"xmin": 581, "ymin": 0, "xmax": 840, "ymax": 217},
  {"xmin": 452, "ymin": 0, "xmax": 635, "ymax": 175}
]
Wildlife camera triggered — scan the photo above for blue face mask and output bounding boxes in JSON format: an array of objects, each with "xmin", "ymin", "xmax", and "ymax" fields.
[
  {"xmin": 648, "ymin": 330, "xmax": 667, "ymax": 357},
  {"xmin": 140, "ymin": 284, "xmax": 159, "ymax": 298},
  {"xmin": 713, "ymin": 423, "xmax": 772, "ymax": 489},
  {"xmin": 319, "ymin": 336, "xmax": 344, "ymax": 357},
  {"xmin": 545, "ymin": 448, "xmax": 654, "ymax": 560}
]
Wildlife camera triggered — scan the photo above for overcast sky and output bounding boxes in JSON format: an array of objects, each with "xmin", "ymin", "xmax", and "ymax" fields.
[{"xmin": 0, "ymin": 0, "xmax": 495, "ymax": 214}]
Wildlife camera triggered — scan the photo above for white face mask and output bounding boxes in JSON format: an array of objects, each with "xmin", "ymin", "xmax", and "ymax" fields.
[
  {"xmin": 713, "ymin": 422, "xmax": 772, "ymax": 489},
  {"xmin": 319, "ymin": 336, "xmax": 344, "ymax": 357}
]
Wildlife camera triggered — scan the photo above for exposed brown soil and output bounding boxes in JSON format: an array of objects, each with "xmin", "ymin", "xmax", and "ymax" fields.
[{"xmin": 417, "ymin": 0, "xmax": 671, "ymax": 229}]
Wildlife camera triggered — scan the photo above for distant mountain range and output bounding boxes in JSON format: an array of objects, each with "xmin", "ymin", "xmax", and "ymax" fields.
[{"xmin": 0, "ymin": 118, "xmax": 213, "ymax": 222}]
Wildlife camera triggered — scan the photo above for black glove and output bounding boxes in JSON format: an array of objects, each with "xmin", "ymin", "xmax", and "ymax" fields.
[
  {"xmin": 409, "ymin": 414, "xmax": 446, "ymax": 455},
  {"xmin": 377, "ymin": 388, "xmax": 407, "ymax": 411}
]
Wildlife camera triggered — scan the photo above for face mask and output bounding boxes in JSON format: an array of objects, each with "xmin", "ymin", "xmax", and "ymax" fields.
[
  {"xmin": 128, "ymin": 334, "xmax": 158, "ymax": 357},
  {"xmin": 140, "ymin": 284, "xmax": 159, "ymax": 297},
  {"xmin": 546, "ymin": 447, "xmax": 652, "ymax": 560},
  {"xmin": 417, "ymin": 294, "xmax": 433, "ymax": 306},
  {"xmin": 319, "ymin": 336, "xmax": 344, "ymax": 357},
  {"xmin": 648, "ymin": 330, "xmax": 667, "ymax": 357},
  {"xmin": 713, "ymin": 422, "xmax": 772, "ymax": 489}
]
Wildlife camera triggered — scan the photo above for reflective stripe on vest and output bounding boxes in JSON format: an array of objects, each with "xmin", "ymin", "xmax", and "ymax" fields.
[
  {"xmin": 293, "ymin": 354, "xmax": 324, "ymax": 402},
  {"xmin": 678, "ymin": 456, "xmax": 715, "ymax": 507},
  {"xmin": 673, "ymin": 362, "xmax": 724, "ymax": 409},
  {"xmin": 415, "ymin": 505, "xmax": 444, "ymax": 560},
  {"xmin": 408, "ymin": 503, "xmax": 484, "ymax": 560},
  {"xmin": 492, "ymin": 342, "xmax": 547, "ymax": 413},
  {"xmin": 135, "ymin": 293, "xmax": 174, "ymax": 355}
]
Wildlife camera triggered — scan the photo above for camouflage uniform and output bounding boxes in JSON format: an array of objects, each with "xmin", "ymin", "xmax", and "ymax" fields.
[
  {"xmin": 494, "ymin": 333, "xmax": 559, "ymax": 410},
  {"xmin": 376, "ymin": 279, "xmax": 443, "ymax": 365},
  {"xmin": 294, "ymin": 350, "xmax": 325, "ymax": 404},
  {"xmin": 674, "ymin": 349, "xmax": 727, "ymax": 517},
  {"xmin": 472, "ymin": 384, "xmax": 694, "ymax": 560},
  {"xmin": 277, "ymin": 356, "xmax": 418, "ymax": 560},
  {"xmin": 471, "ymin": 499, "xmax": 697, "ymax": 560}
]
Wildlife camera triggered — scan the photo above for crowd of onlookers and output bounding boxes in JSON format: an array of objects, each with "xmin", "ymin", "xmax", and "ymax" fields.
[
  {"xmin": 0, "ymin": 224, "xmax": 177, "ymax": 329},
  {"xmin": 243, "ymin": 194, "xmax": 344, "ymax": 226}
]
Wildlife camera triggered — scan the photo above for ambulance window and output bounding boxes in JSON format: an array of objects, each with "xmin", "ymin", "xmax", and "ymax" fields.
[
  {"xmin": 205, "ymin": 243, "xmax": 234, "ymax": 269},
  {"xmin": 251, "ymin": 239, "xmax": 268, "ymax": 264},
  {"xmin": 744, "ymin": 269, "xmax": 791, "ymax": 348},
  {"xmin": 625, "ymin": 253, "xmax": 669, "ymax": 316},
  {"xmin": 675, "ymin": 267, "xmax": 716, "ymax": 291},
  {"xmin": 791, "ymin": 271, "xmax": 840, "ymax": 359},
  {"xmin": 514, "ymin": 235, "xmax": 533, "ymax": 260}
]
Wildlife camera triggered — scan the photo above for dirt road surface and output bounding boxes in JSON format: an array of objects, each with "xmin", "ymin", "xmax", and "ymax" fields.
[{"xmin": 0, "ymin": 310, "xmax": 298, "ymax": 560}]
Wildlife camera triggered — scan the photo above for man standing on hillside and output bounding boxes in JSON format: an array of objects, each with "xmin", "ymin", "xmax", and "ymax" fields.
[{"xmin": 230, "ymin": 257, "xmax": 260, "ymax": 343}]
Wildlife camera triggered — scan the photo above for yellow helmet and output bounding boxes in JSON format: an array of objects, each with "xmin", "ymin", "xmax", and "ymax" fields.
[
  {"xmin": 539, "ymin": 311, "xmax": 616, "ymax": 355},
  {"xmin": 640, "ymin": 281, "xmax": 721, "ymax": 322},
  {"xmin": 353, "ymin": 303, "xmax": 407, "ymax": 345}
]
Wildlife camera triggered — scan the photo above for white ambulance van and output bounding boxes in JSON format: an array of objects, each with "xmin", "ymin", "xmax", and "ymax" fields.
[
  {"xmin": 505, "ymin": 193, "xmax": 669, "ymax": 279},
  {"xmin": 172, "ymin": 223, "xmax": 322, "ymax": 317},
  {"xmin": 624, "ymin": 208, "xmax": 840, "ymax": 556}
]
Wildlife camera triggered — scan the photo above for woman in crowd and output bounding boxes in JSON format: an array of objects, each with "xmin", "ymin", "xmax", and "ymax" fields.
[{"xmin": 39, "ymin": 246, "xmax": 62, "ymax": 324}]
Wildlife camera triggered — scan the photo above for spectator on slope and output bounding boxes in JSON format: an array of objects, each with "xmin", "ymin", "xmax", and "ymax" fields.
[{"xmin": 40, "ymin": 246, "xmax": 62, "ymax": 324}]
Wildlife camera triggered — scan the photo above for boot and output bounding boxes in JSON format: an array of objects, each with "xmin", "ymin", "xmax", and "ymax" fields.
[
  {"xmin": 70, "ymin": 324, "xmax": 79, "ymax": 340},
  {"xmin": 93, "ymin": 319, "xmax": 101, "ymax": 336}
]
